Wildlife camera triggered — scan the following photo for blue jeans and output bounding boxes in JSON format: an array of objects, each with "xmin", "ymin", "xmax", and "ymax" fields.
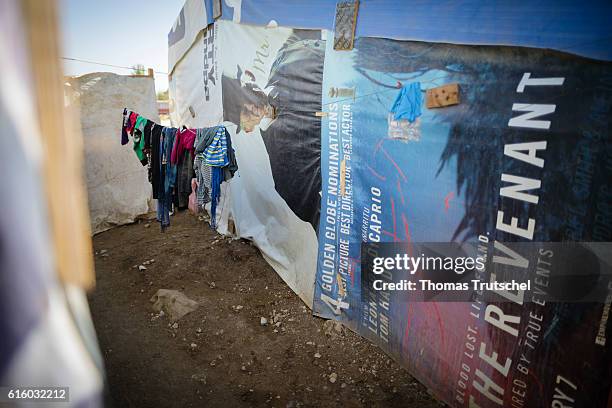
[
  {"xmin": 157, "ymin": 190, "xmax": 171, "ymax": 228},
  {"xmin": 157, "ymin": 161, "xmax": 171, "ymax": 229}
]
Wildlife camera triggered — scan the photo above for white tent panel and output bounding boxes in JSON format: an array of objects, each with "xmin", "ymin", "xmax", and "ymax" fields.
[
  {"xmin": 65, "ymin": 73, "xmax": 159, "ymax": 234},
  {"xmin": 169, "ymin": 28, "xmax": 222, "ymax": 128}
]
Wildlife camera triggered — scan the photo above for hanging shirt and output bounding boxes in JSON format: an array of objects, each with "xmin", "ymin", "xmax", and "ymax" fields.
[
  {"xmin": 203, "ymin": 126, "xmax": 229, "ymax": 167},
  {"xmin": 170, "ymin": 128, "xmax": 196, "ymax": 165},
  {"xmin": 133, "ymin": 116, "xmax": 149, "ymax": 165},
  {"xmin": 150, "ymin": 124, "xmax": 163, "ymax": 199},
  {"xmin": 162, "ymin": 127, "xmax": 178, "ymax": 194},
  {"xmin": 143, "ymin": 119, "xmax": 154, "ymax": 151},
  {"xmin": 195, "ymin": 126, "xmax": 221, "ymax": 153},
  {"xmin": 126, "ymin": 112, "xmax": 138, "ymax": 135},
  {"xmin": 176, "ymin": 150, "xmax": 194, "ymax": 209},
  {"xmin": 390, "ymin": 82, "xmax": 423, "ymax": 122}
]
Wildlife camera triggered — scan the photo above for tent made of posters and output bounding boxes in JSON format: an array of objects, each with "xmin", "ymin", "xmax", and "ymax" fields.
[
  {"xmin": 168, "ymin": 1, "xmax": 612, "ymax": 407},
  {"xmin": 169, "ymin": 17, "xmax": 322, "ymax": 306}
]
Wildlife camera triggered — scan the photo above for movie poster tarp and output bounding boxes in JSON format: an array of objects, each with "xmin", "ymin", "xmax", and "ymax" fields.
[
  {"xmin": 215, "ymin": 20, "xmax": 325, "ymax": 305},
  {"xmin": 217, "ymin": 0, "xmax": 612, "ymax": 62},
  {"xmin": 314, "ymin": 37, "xmax": 612, "ymax": 407}
]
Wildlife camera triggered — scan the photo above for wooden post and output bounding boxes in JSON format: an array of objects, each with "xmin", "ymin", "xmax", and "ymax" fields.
[
  {"xmin": 148, "ymin": 68, "xmax": 154, "ymax": 78},
  {"xmin": 21, "ymin": 0, "xmax": 95, "ymax": 289}
]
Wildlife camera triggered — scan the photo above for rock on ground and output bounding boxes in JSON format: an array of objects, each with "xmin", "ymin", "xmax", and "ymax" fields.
[
  {"xmin": 323, "ymin": 319, "xmax": 345, "ymax": 338},
  {"xmin": 150, "ymin": 289, "xmax": 199, "ymax": 322}
]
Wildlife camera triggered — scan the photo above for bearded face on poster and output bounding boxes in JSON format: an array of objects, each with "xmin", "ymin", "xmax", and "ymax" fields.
[{"xmin": 222, "ymin": 31, "xmax": 325, "ymax": 229}]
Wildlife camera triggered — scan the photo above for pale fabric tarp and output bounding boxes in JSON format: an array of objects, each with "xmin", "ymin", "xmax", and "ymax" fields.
[
  {"xmin": 169, "ymin": 26, "xmax": 222, "ymax": 128},
  {"xmin": 168, "ymin": 0, "xmax": 210, "ymax": 74},
  {"xmin": 217, "ymin": 123, "xmax": 318, "ymax": 306},
  {"xmin": 65, "ymin": 73, "xmax": 159, "ymax": 234},
  {"xmin": 216, "ymin": 20, "xmax": 320, "ymax": 305},
  {"xmin": 0, "ymin": 0, "xmax": 103, "ymax": 404},
  {"xmin": 168, "ymin": 19, "xmax": 319, "ymax": 306}
]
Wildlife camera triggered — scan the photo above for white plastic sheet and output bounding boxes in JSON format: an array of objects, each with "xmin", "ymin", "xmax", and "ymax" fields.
[{"xmin": 65, "ymin": 73, "xmax": 159, "ymax": 234}]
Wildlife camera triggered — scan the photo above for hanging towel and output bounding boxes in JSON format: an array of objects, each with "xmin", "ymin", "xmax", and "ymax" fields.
[{"xmin": 390, "ymin": 82, "xmax": 422, "ymax": 123}]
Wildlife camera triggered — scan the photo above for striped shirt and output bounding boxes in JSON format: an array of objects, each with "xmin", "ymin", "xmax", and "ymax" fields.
[{"xmin": 203, "ymin": 126, "xmax": 229, "ymax": 167}]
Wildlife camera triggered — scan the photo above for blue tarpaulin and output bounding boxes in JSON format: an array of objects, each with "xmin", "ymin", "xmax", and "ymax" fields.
[{"xmin": 217, "ymin": 0, "xmax": 612, "ymax": 61}]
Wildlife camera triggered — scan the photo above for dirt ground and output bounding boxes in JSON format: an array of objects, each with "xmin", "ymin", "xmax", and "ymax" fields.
[{"xmin": 89, "ymin": 211, "xmax": 442, "ymax": 408}]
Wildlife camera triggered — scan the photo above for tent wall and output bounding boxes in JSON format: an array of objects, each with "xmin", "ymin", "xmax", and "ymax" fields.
[
  {"xmin": 169, "ymin": 27, "xmax": 222, "ymax": 128},
  {"xmin": 65, "ymin": 73, "xmax": 159, "ymax": 234},
  {"xmin": 168, "ymin": 2, "xmax": 612, "ymax": 407},
  {"xmin": 212, "ymin": 0, "xmax": 612, "ymax": 61},
  {"xmin": 168, "ymin": 0, "xmax": 213, "ymax": 73},
  {"xmin": 169, "ymin": 20, "xmax": 321, "ymax": 306},
  {"xmin": 315, "ymin": 37, "xmax": 612, "ymax": 407}
]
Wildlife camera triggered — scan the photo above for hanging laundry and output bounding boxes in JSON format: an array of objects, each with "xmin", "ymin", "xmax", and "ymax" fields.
[
  {"xmin": 194, "ymin": 125, "xmax": 237, "ymax": 182},
  {"xmin": 193, "ymin": 153, "xmax": 212, "ymax": 208},
  {"xmin": 158, "ymin": 126, "xmax": 178, "ymax": 231},
  {"xmin": 121, "ymin": 109, "xmax": 239, "ymax": 232},
  {"xmin": 193, "ymin": 126, "xmax": 235, "ymax": 225},
  {"xmin": 170, "ymin": 127, "xmax": 196, "ymax": 165},
  {"xmin": 121, "ymin": 108, "xmax": 130, "ymax": 145},
  {"xmin": 194, "ymin": 126, "xmax": 220, "ymax": 153},
  {"xmin": 143, "ymin": 119, "xmax": 154, "ymax": 151},
  {"xmin": 193, "ymin": 127, "xmax": 217, "ymax": 209},
  {"xmin": 168, "ymin": 127, "xmax": 196, "ymax": 210},
  {"xmin": 143, "ymin": 119, "xmax": 154, "ymax": 180},
  {"xmin": 210, "ymin": 166, "xmax": 224, "ymax": 230},
  {"xmin": 132, "ymin": 115, "xmax": 149, "ymax": 165},
  {"xmin": 150, "ymin": 123, "xmax": 163, "ymax": 199},
  {"xmin": 204, "ymin": 126, "xmax": 229, "ymax": 167},
  {"xmin": 121, "ymin": 109, "xmax": 183, "ymax": 230},
  {"xmin": 128, "ymin": 112, "xmax": 138, "ymax": 133},
  {"xmin": 176, "ymin": 149, "xmax": 194, "ymax": 209},
  {"xmin": 162, "ymin": 127, "xmax": 178, "ymax": 196},
  {"xmin": 122, "ymin": 110, "xmax": 138, "ymax": 145},
  {"xmin": 202, "ymin": 126, "xmax": 235, "ymax": 230},
  {"xmin": 224, "ymin": 130, "xmax": 238, "ymax": 181},
  {"xmin": 390, "ymin": 82, "xmax": 423, "ymax": 123}
]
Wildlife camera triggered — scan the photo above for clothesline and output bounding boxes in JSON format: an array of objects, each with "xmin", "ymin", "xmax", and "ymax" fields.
[
  {"xmin": 122, "ymin": 108, "xmax": 238, "ymax": 232},
  {"xmin": 62, "ymin": 57, "xmax": 168, "ymax": 75}
]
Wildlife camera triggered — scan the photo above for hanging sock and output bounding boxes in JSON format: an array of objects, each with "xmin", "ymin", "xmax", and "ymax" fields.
[{"xmin": 121, "ymin": 108, "xmax": 130, "ymax": 145}]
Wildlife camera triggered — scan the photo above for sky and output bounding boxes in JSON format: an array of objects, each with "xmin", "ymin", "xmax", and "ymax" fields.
[{"xmin": 60, "ymin": 0, "xmax": 185, "ymax": 92}]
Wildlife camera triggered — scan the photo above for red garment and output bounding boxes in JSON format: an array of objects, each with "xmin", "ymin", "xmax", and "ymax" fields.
[
  {"xmin": 126, "ymin": 112, "xmax": 138, "ymax": 135},
  {"xmin": 171, "ymin": 128, "xmax": 196, "ymax": 164}
]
